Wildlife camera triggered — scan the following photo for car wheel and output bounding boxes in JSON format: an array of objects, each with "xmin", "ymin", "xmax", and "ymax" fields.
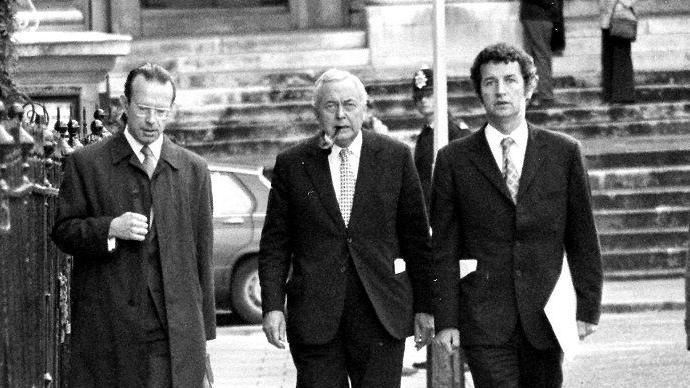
[{"xmin": 230, "ymin": 256, "xmax": 262, "ymax": 324}]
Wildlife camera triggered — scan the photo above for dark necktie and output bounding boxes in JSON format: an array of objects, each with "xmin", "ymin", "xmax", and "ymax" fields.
[{"xmin": 501, "ymin": 137, "xmax": 519, "ymax": 203}]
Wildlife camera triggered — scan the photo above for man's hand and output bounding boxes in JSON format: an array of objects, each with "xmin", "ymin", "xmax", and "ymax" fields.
[
  {"xmin": 414, "ymin": 313, "xmax": 435, "ymax": 349},
  {"xmin": 263, "ymin": 310, "xmax": 287, "ymax": 349},
  {"xmin": 109, "ymin": 212, "xmax": 148, "ymax": 241},
  {"xmin": 435, "ymin": 328, "xmax": 461, "ymax": 354},
  {"xmin": 577, "ymin": 320, "xmax": 597, "ymax": 340}
]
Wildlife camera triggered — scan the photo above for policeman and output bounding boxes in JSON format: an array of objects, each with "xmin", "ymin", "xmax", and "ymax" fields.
[{"xmin": 412, "ymin": 68, "xmax": 471, "ymax": 210}]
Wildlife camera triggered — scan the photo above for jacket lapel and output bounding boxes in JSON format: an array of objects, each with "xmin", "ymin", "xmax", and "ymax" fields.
[
  {"xmin": 301, "ymin": 134, "xmax": 346, "ymax": 229},
  {"xmin": 516, "ymin": 125, "xmax": 547, "ymax": 203},
  {"xmin": 466, "ymin": 126, "xmax": 514, "ymax": 203},
  {"xmin": 348, "ymin": 131, "xmax": 380, "ymax": 229}
]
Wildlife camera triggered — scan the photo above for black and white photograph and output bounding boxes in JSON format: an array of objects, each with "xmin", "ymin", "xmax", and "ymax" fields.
[{"xmin": 0, "ymin": 0, "xmax": 688, "ymax": 387}]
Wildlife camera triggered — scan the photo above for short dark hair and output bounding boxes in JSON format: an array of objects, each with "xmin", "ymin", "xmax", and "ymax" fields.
[
  {"xmin": 469, "ymin": 43, "xmax": 537, "ymax": 99},
  {"xmin": 123, "ymin": 63, "xmax": 176, "ymax": 105}
]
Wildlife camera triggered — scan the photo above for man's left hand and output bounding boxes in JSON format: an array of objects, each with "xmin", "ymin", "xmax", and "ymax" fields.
[
  {"xmin": 577, "ymin": 320, "xmax": 597, "ymax": 340},
  {"xmin": 414, "ymin": 313, "xmax": 435, "ymax": 349}
]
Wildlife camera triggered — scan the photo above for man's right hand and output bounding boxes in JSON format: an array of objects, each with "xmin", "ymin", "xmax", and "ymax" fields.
[
  {"xmin": 263, "ymin": 310, "xmax": 287, "ymax": 349},
  {"xmin": 435, "ymin": 328, "xmax": 461, "ymax": 354},
  {"xmin": 109, "ymin": 212, "xmax": 149, "ymax": 241}
]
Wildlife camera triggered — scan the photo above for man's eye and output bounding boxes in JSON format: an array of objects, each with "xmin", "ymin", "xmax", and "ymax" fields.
[
  {"xmin": 324, "ymin": 103, "xmax": 337, "ymax": 110},
  {"xmin": 344, "ymin": 102, "xmax": 357, "ymax": 110}
]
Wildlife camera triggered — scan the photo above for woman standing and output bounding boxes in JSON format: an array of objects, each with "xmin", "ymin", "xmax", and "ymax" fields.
[{"xmin": 599, "ymin": 0, "xmax": 637, "ymax": 103}]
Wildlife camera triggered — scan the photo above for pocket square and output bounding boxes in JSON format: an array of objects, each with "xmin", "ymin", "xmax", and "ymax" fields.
[
  {"xmin": 394, "ymin": 258, "xmax": 406, "ymax": 274},
  {"xmin": 459, "ymin": 259, "xmax": 477, "ymax": 279}
]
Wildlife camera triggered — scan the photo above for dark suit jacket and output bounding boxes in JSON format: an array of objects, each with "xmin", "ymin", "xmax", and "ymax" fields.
[
  {"xmin": 259, "ymin": 130, "xmax": 432, "ymax": 345},
  {"xmin": 52, "ymin": 132, "xmax": 215, "ymax": 387},
  {"xmin": 414, "ymin": 116, "xmax": 472, "ymax": 210},
  {"xmin": 431, "ymin": 125, "xmax": 602, "ymax": 349}
]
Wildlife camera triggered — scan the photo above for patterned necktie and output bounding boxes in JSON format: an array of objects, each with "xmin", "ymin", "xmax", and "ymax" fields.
[
  {"xmin": 501, "ymin": 137, "xmax": 519, "ymax": 203},
  {"xmin": 141, "ymin": 145, "xmax": 156, "ymax": 179},
  {"xmin": 339, "ymin": 148, "xmax": 355, "ymax": 226}
]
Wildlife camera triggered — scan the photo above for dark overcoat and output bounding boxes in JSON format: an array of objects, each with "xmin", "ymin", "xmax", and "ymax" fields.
[
  {"xmin": 431, "ymin": 125, "xmax": 603, "ymax": 349},
  {"xmin": 259, "ymin": 131, "xmax": 432, "ymax": 345},
  {"xmin": 52, "ymin": 132, "xmax": 215, "ymax": 387}
]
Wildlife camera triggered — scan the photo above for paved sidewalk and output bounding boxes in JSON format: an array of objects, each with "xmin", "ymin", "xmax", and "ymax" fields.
[{"xmin": 208, "ymin": 277, "xmax": 687, "ymax": 387}]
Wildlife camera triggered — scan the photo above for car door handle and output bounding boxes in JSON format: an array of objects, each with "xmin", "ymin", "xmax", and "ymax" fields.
[{"xmin": 222, "ymin": 217, "xmax": 245, "ymax": 225}]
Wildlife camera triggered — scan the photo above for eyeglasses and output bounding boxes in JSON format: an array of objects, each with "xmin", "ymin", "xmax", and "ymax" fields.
[
  {"xmin": 131, "ymin": 103, "xmax": 172, "ymax": 120},
  {"xmin": 321, "ymin": 100, "xmax": 361, "ymax": 114}
]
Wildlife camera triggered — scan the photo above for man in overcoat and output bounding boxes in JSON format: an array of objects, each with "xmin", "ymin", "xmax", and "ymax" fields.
[
  {"xmin": 259, "ymin": 68, "xmax": 434, "ymax": 387},
  {"xmin": 431, "ymin": 43, "xmax": 603, "ymax": 387},
  {"xmin": 52, "ymin": 63, "xmax": 215, "ymax": 387}
]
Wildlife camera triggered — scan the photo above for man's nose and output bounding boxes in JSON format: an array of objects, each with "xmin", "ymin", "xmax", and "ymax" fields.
[
  {"xmin": 495, "ymin": 80, "xmax": 507, "ymax": 94},
  {"xmin": 335, "ymin": 104, "xmax": 345, "ymax": 118}
]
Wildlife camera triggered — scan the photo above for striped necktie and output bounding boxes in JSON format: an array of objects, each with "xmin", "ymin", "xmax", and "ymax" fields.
[
  {"xmin": 141, "ymin": 145, "xmax": 156, "ymax": 179},
  {"xmin": 501, "ymin": 137, "xmax": 519, "ymax": 203}
]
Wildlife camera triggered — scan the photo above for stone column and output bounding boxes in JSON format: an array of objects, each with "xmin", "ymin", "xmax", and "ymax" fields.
[{"xmin": 110, "ymin": 0, "xmax": 141, "ymax": 37}]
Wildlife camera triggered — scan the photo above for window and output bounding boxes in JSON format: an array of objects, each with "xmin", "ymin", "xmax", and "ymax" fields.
[{"xmin": 210, "ymin": 171, "xmax": 253, "ymax": 217}]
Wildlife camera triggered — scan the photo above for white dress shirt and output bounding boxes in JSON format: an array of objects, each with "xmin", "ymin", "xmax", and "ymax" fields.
[
  {"xmin": 328, "ymin": 130, "xmax": 362, "ymax": 203},
  {"xmin": 485, "ymin": 121, "xmax": 529, "ymax": 177},
  {"xmin": 124, "ymin": 126, "xmax": 163, "ymax": 166}
]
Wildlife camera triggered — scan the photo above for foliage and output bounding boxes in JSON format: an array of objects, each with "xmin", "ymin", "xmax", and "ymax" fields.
[{"xmin": 0, "ymin": 0, "xmax": 26, "ymax": 103}]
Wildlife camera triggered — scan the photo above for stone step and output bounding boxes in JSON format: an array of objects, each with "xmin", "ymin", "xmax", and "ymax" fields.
[
  {"xmin": 114, "ymin": 48, "xmax": 371, "ymax": 76},
  {"xmin": 592, "ymin": 186, "xmax": 690, "ymax": 210},
  {"xmin": 602, "ymin": 247, "xmax": 687, "ymax": 277},
  {"xmin": 589, "ymin": 165, "xmax": 690, "ymax": 191},
  {"xmin": 594, "ymin": 207, "xmax": 690, "ymax": 231},
  {"xmin": 585, "ymin": 149, "xmax": 690, "ymax": 169},
  {"xmin": 168, "ymin": 93, "xmax": 690, "ymax": 135},
  {"xmin": 598, "ymin": 226, "xmax": 687, "ymax": 251},
  {"xmin": 129, "ymin": 29, "xmax": 367, "ymax": 58}
]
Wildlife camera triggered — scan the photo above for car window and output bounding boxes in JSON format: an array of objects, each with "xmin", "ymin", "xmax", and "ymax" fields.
[{"xmin": 210, "ymin": 171, "xmax": 253, "ymax": 217}]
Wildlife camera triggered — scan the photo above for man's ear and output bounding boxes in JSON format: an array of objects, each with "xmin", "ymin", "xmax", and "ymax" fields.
[
  {"xmin": 119, "ymin": 94, "xmax": 129, "ymax": 109},
  {"xmin": 525, "ymin": 75, "xmax": 539, "ymax": 100}
]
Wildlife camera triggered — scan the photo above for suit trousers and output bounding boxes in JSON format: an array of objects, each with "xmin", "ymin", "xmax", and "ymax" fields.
[
  {"xmin": 463, "ymin": 321, "xmax": 563, "ymax": 388},
  {"xmin": 289, "ymin": 259, "xmax": 406, "ymax": 388},
  {"xmin": 146, "ymin": 338, "xmax": 172, "ymax": 388},
  {"xmin": 522, "ymin": 19, "xmax": 555, "ymax": 101}
]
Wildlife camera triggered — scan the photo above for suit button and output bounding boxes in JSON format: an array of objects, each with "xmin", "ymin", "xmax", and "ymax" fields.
[
  {"xmin": 515, "ymin": 270, "xmax": 522, "ymax": 277},
  {"xmin": 347, "ymin": 238, "xmax": 352, "ymax": 243},
  {"xmin": 340, "ymin": 266, "xmax": 347, "ymax": 273}
]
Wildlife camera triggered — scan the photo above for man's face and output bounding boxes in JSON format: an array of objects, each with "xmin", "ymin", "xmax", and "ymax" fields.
[
  {"xmin": 415, "ymin": 94, "xmax": 434, "ymax": 120},
  {"xmin": 479, "ymin": 60, "xmax": 535, "ymax": 133},
  {"xmin": 315, "ymin": 79, "xmax": 365, "ymax": 148},
  {"xmin": 123, "ymin": 75, "xmax": 174, "ymax": 145}
]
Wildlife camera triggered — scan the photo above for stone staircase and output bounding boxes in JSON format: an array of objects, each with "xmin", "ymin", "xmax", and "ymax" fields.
[
  {"xmin": 103, "ymin": 25, "xmax": 690, "ymax": 280},
  {"xmin": 155, "ymin": 70, "xmax": 688, "ymax": 280}
]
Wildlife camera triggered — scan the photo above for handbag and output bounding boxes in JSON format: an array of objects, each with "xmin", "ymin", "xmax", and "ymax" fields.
[{"xmin": 609, "ymin": 0, "xmax": 638, "ymax": 41}]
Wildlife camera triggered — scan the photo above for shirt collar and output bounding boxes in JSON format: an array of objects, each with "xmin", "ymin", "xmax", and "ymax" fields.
[
  {"xmin": 485, "ymin": 120, "xmax": 528, "ymax": 149},
  {"xmin": 331, "ymin": 129, "xmax": 363, "ymax": 158},
  {"xmin": 124, "ymin": 126, "xmax": 164, "ymax": 162}
]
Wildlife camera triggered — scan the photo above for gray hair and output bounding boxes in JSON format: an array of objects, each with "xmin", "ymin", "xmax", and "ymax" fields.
[{"xmin": 312, "ymin": 69, "xmax": 368, "ymax": 108}]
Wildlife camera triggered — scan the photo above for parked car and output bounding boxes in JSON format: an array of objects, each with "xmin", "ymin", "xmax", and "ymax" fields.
[{"xmin": 209, "ymin": 164, "xmax": 270, "ymax": 324}]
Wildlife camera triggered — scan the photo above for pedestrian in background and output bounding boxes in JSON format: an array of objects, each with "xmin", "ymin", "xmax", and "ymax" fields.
[
  {"xmin": 412, "ymin": 67, "xmax": 471, "ymax": 210},
  {"xmin": 520, "ymin": 0, "xmax": 564, "ymax": 108},
  {"xmin": 431, "ymin": 43, "xmax": 603, "ymax": 387},
  {"xmin": 259, "ymin": 68, "xmax": 434, "ymax": 388},
  {"xmin": 52, "ymin": 63, "xmax": 215, "ymax": 387},
  {"xmin": 599, "ymin": 0, "xmax": 637, "ymax": 104}
]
